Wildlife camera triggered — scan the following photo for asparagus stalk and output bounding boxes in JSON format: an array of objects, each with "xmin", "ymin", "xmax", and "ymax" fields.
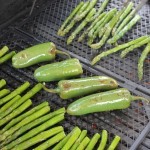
[
  {"xmin": 0, "ymin": 95, "xmax": 21, "ymax": 113},
  {"xmin": 1, "ymin": 106, "xmax": 50, "ymax": 142},
  {"xmin": 91, "ymin": 36, "xmax": 148, "ymax": 65},
  {"xmin": 57, "ymin": 1, "xmax": 84, "ymax": 36},
  {"xmin": 11, "ymin": 127, "xmax": 64, "ymax": 150},
  {"xmin": 67, "ymin": 8, "xmax": 96, "ymax": 45},
  {"xmin": 97, "ymin": 130, "xmax": 108, "ymax": 150},
  {"xmin": 34, "ymin": 131, "xmax": 66, "ymax": 150},
  {"xmin": 138, "ymin": 43, "xmax": 150, "ymax": 80},
  {"xmin": 76, "ymin": 137, "xmax": 90, "ymax": 150},
  {"xmin": 108, "ymin": 14, "xmax": 141, "ymax": 44},
  {"xmin": 0, "ymin": 81, "xmax": 30, "ymax": 106},
  {"xmin": 0, "ymin": 79, "xmax": 6, "ymax": 89},
  {"xmin": 107, "ymin": 135, "xmax": 121, "ymax": 150},
  {"xmin": 0, "ymin": 101, "xmax": 48, "ymax": 134},
  {"xmin": 86, "ymin": 133, "xmax": 100, "ymax": 150},
  {"xmin": 70, "ymin": 130, "xmax": 87, "ymax": 150},
  {"xmin": 2, "ymin": 108, "xmax": 65, "ymax": 145},
  {"xmin": 0, "ymin": 46, "xmax": 9, "ymax": 57},
  {"xmin": 120, "ymin": 37, "xmax": 150, "ymax": 58},
  {"xmin": 3, "ymin": 113, "xmax": 64, "ymax": 150},
  {"xmin": 62, "ymin": 127, "xmax": 81, "ymax": 150},
  {"xmin": 0, "ymin": 89, "xmax": 10, "ymax": 99}
]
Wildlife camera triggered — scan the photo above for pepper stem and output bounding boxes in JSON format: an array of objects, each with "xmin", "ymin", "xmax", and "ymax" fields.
[
  {"xmin": 56, "ymin": 49, "xmax": 71, "ymax": 58},
  {"xmin": 131, "ymin": 96, "xmax": 149, "ymax": 105},
  {"xmin": 42, "ymin": 83, "xmax": 60, "ymax": 94}
]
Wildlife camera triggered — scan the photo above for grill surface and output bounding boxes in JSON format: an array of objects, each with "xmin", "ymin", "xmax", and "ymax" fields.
[{"xmin": 0, "ymin": 0, "xmax": 150, "ymax": 149}]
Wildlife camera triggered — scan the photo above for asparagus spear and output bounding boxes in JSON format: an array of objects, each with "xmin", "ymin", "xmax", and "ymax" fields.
[
  {"xmin": 108, "ymin": 14, "xmax": 141, "ymax": 44},
  {"xmin": 62, "ymin": 127, "xmax": 81, "ymax": 150},
  {"xmin": 0, "ymin": 99, "xmax": 32, "ymax": 128},
  {"xmin": 0, "ymin": 79, "xmax": 6, "ymax": 89},
  {"xmin": 0, "ymin": 95, "xmax": 21, "ymax": 113},
  {"xmin": 3, "ymin": 114, "xmax": 64, "ymax": 150},
  {"xmin": 0, "ymin": 51, "xmax": 16, "ymax": 64},
  {"xmin": 120, "ymin": 37, "xmax": 150, "ymax": 58},
  {"xmin": 57, "ymin": 1, "xmax": 84, "ymax": 36},
  {"xmin": 0, "ymin": 46, "xmax": 9, "ymax": 57},
  {"xmin": 97, "ymin": 130, "xmax": 108, "ymax": 150},
  {"xmin": 0, "ymin": 89, "xmax": 10, "ymax": 99},
  {"xmin": 67, "ymin": 8, "xmax": 96, "ymax": 45},
  {"xmin": 76, "ymin": 137, "xmax": 90, "ymax": 150},
  {"xmin": 86, "ymin": 133, "xmax": 100, "ymax": 150},
  {"xmin": 0, "ymin": 101, "xmax": 48, "ymax": 134},
  {"xmin": 34, "ymin": 131, "xmax": 66, "ymax": 150},
  {"xmin": 0, "ymin": 83, "xmax": 42, "ymax": 120},
  {"xmin": 0, "ymin": 106, "xmax": 50, "ymax": 142},
  {"xmin": 2, "ymin": 108, "xmax": 65, "ymax": 145},
  {"xmin": 138, "ymin": 43, "xmax": 150, "ymax": 80},
  {"xmin": 91, "ymin": 36, "xmax": 148, "ymax": 65},
  {"xmin": 107, "ymin": 135, "xmax": 121, "ymax": 150},
  {"xmin": 11, "ymin": 127, "xmax": 64, "ymax": 150},
  {"xmin": 70, "ymin": 130, "xmax": 87, "ymax": 150},
  {"xmin": 0, "ymin": 81, "xmax": 30, "ymax": 106}
]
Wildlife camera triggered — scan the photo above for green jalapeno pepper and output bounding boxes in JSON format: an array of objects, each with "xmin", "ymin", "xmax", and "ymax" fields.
[
  {"xmin": 34, "ymin": 58, "xmax": 83, "ymax": 82},
  {"xmin": 67, "ymin": 88, "xmax": 149, "ymax": 115},
  {"xmin": 43, "ymin": 76, "xmax": 118, "ymax": 99},
  {"xmin": 12, "ymin": 42, "xmax": 70, "ymax": 68}
]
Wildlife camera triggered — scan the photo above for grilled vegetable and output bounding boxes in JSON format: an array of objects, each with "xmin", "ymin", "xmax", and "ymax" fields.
[
  {"xmin": 34, "ymin": 58, "xmax": 83, "ymax": 82},
  {"xmin": 67, "ymin": 88, "xmax": 149, "ymax": 115},
  {"xmin": 43, "ymin": 76, "xmax": 118, "ymax": 99},
  {"xmin": 0, "ymin": 79, "xmax": 6, "ymax": 89},
  {"xmin": 0, "ymin": 46, "xmax": 9, "ymax": 57},
  {"xmin": 12, "ymin": 42, "xmax": 70, "ymax": 68},
  {"xmin": 0, "ymin": 89, "xmax": 10, "ymax": 99},
  {"xmin": 76, "ymin": 137, "xmax": 90, "ymax": 150}
]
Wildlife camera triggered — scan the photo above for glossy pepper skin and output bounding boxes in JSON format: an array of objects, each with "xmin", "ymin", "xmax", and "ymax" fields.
[
  {"xmin": 12, "ymin": 42, "xmax": 69, "ymax": 68},
  {"xmin": 34, "ymin": 58, "xmax": 83, "ymax": 82},
  {"xmin": 67, "ymin": 88, "xmax": 149, "ymax": 115},
  {"xmin": 43, "ymin": 76, "xmax": 118, "ymax": 99}
]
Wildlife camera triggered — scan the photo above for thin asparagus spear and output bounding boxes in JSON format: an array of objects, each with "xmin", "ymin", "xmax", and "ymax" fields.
[
  {"xmin": 12, "ymin": 127, "xmax": 64, "ymax": 150},
  {"xmin": 0, "ymin": 101, "xmax": 48, "ymax": 134},
  {"xmin": 76, "ymin": 137, "xmax": 90, "ymax": 150},
  {"xmin": 107, "ymin": 135, "xmax": 121, "ymax": 150},
  {"xmin": 67, "ymin": 8, "xmax": 96, "ymax": 45},
  {"xmin": 0, "ymin": 89, "xmax": 10, "ymax": 99},
  {"xmin": 70, "ymin": 130, "xmax": 87, "ymax": 150},
  {"xmin": 97, "ymin": 130, "xmax": 108, "ymax": 150},
  {"xmin": 0, "ymin": 81, "xmax": 30, "ymax": 106},
  {"xmin": 138, "ymin": 43, "xmax": 150, "ymax": 80},
  {"xmin": 108, "ymin": 14, "xmax": 141, "ymax": 44},
  {"xmin": 0, "ymin": 51, "xmax": 16, "ymax": 64},
  {"xmin": 98, "ymin": 24, "xmax": 108, "ymax": 38},
  {"xmin": 34, "ymin": 131, "xmax": 66, "ymax": 150},
  {"xmin": 0, "ymin": 79, "xmax": 6, "ymax": 89},
  {"xmin": 0, "ymin": 95, "xmax": 21, "ymax": 113},
  {"xmin": 0, "ymin": 83, "xmax": 42, "ymax": 120},
  {"xmin": 62, "ymin": 127, "xmax": 81, "ymax": 150},
  {"xmin": 57, "ymin": 1, "xmax": 84, "ymax": 36},
  {"xmin": 0, "ymin": 46, "xmax": 9, "ymax": 57},
  {"xmin": 86, "ymin": 133, "xmax": 100, "ymax": 150},
  {"xmin": 0, "ymin": 106, "xmax": 50, "ymax": 142},
  {"xmin": 112, "ymin": 2, "xmax": 134, "ymax": 36},
  {"xmin": 120, "ymin": 37, "xmax": 150, "ymax": 58},
  {"xmin": 2, "ymin": 108, "xmax": 65, "ymax": 145},
  {"xmin": 3, "ymin": 114, "xmax": 64, "ymax": 150},
  {"xmin": 91, "ymin": 36, "xmax": 148, "ymax": 65}
]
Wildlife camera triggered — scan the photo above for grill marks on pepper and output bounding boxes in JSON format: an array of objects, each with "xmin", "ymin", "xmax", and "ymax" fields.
[
  {"xmin": 21, "ymin": 53, "xmax": 28, "ymax": 59},
  {"xmin": 49, "ymin": 48, "xmax": 56, "ymax": 55},
  {"xmin": 62, "ymin": 82, "xmax": 71, "ymax": 89}
]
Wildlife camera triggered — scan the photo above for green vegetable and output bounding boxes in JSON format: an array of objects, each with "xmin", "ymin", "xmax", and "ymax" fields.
[
  {"xmin": 34, "ymin": 131, "xmax": 66, "ymax": 150},
  {"xmin": 107, "ymin": 135, "xmax": 121, "ymax": 150},
  {"xmin": 0, "ymin": 46, "xmax": 9, "ymax": 57},
  {"xmin": 0, "ymin": 89, "xmax": 10, "ymax": 99},
  {"xmin": 70, "ymin": 130, "xmax": 87, "ymax": 150},
  {"xmin": 43, "ymin": 76, "xmax": 118, "ymax": 99},
  {"xmin": 0, "ymin": 79, "xmax": 6, "ymax": 89},
  {"xmin": 34, "ymin": 58, "xmax": 83, "ymax": 82},
  {"xmin": 97, "ymin": 130, "xmax": 108, "ymax": 150},
  {"xmin": 91, "ymin": 36, "xmax": 148, "ymax": 65},
  {"xmin": 0, "ymin": 51, "xmax": 16, "ymax": 64},
  {"xmin": 76, "ymin": 137, "xmax": 90, "ymax": 150},
  {"xmin": 138, "ymin": 43, "xmax": 150, "ymax": 80},
  {"xmin": 62, "ymin": 127, "xmax": 81, "ymax": 150},
  {"xmin": 86, "ymin": 133, "xmax": 100, "ymax": 150},
  {"xmin": 67, "ymin": 88, "xmax": 149, "ymax": 115},
  {"xmin": 11, "ymin": 127, "xmax": 64, "ymax": 150}
]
